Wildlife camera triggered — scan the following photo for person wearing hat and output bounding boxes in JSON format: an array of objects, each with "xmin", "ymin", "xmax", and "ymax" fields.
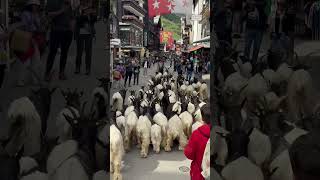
[{"xmin": 15, "ymin": 0, "xmax": 42, "ymax": 86}]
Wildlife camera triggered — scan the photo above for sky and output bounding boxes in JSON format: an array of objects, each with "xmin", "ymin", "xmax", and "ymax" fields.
[{"xmin": 171, "ymin": 0, "xmax": 192, "ymax": 15}]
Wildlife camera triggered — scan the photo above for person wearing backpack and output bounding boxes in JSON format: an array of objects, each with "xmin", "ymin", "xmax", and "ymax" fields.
[
  {"xmin": 243, "ymin": 0, "xmax": 267, "ymax": 65},
  {"xmin": 184, "ymin": 103, "xmax": 211, "ymax": 180}
]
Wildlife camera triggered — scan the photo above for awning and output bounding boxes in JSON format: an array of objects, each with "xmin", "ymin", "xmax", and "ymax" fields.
[
  {"xmin": 193, "ymin": 36, "xmax": 210, "ymax": 44},
  {"xmin": 189, "ymin": 45, "xmax": 204, "ymax": 52}
]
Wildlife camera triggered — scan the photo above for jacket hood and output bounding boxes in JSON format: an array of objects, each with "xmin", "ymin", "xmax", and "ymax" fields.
[{"xmin": 198, "ymin": 124, "xmax": 211, "ymax": 139}]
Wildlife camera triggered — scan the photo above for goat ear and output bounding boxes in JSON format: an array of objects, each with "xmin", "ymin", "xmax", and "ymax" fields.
[
  {"xmin": 79, "ymin": 91, "xmax": 84, "ymax": 97},
  {"xmin": 61, "ymin": 90, "xmax": 67, "ymax": 98},
  {"xmin": 51, "ymin": 87, "xmax": 57, "ymax": 95},
  {"xmin": 16, "ymin": 144, "xmax": 24, "ymax": 159},
  {"xmin": 247, "ymin": 127, "xmax": 254, "ymax": 137},
  {"xmin": 63, "ymin": 113, "xmax": 76, "ymax": 126}
]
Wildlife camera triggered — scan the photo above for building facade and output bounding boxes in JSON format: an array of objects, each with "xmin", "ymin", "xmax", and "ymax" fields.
[
  {"xmin": 119, "ymin": 0, "xmax": 146, "ymax": 57},
  {"xmin": 181, "ymin": 16, "xmax": 192, "ymax": 51},
  {"xmin": 191, "ymin": 0, "xmax": 204, "ymax": 43}
]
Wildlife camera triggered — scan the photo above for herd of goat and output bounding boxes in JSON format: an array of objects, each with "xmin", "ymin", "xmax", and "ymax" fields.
[
  {"xmin": 0, "ymin": 78, "xmax": 110, "ymax": 180},
  {"xmin": 110, "ymin": 67, "xmax": 209, "ymax": 180},
  {"xmin": 209, "ymin": 42, "xmax": 320, "ymax": 180}
]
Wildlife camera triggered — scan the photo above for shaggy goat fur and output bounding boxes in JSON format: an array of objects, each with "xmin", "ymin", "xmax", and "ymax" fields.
[
  {"xmin": 136, "ymin": 115, "xmax": 152, "ymax": 158},
  {"xmin": 165, "ymin": 115, "xmax": 188, "ymax": 152},
  {"xmin": 112, "ymin": 92, "xmax": 123, "ymax": 112},
  {"xmin": 153, "ymin": 112, "xmax": 168, "ymax": 148},
  {"xmin": 179, "ymin": 111, "xmax": 193, "ymax": 138},
  {"xmin": 7, "ymin": 97, "xmax": 41, "ymax": 156},
  {"xmin": 47, "ymin": 140, "xmax": 89, "ymax": 180},
  {"xmin": 110, "ymin": 125, "xmax": 124, "ymax": 180},
  {"xmin": 56, "ymin": 106, "xmax": 80, "ymax": 143},
  {"xmin": 151, "ymin": 124, "xmax": 162, "ymax": 153},
  {"xmin": 221, "ymin": 156, "xmax": 264, "ymax": 180},
  {"xmin": 248, "ymin": 128, "xmax": 272, "ymax": 166},
  {"xmin": 287, "ymin": 70, "xmax": 318, "ymax": 123}
]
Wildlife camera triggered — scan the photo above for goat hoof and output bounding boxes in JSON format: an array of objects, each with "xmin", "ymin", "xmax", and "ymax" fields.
[{"xmin": 165, "ymin": 147, "xmax": 171, "ymax": 152}]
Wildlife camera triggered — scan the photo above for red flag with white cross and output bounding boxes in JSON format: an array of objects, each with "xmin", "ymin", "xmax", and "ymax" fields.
[{"xmin": 148, "ymin": 0, "xmax": 175, "ymax": 18}]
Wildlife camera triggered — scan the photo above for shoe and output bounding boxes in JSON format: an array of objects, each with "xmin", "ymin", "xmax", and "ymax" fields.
[
  {"xmin": 75, "ymin": 69, "xmax": 80, "ymax": 74},
  {"xmin": 59, "ymin": 73, "xmax": 67, "ymax": 80}
]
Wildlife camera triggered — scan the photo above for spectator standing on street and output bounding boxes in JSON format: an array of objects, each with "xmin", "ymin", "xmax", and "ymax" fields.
[
  {"xmin": 133, "ymin": 58, "xmax": 140, "ymax": 85},
  {"xmin": 16, "ymin": 0, "xmax": 42, "ymax": 86},
  {"xmin": 186, "ymin": 60, "xmax": 194, "ymax": 82},
  {"xmin": 232, "ymin": 0, "xmax": 244, "ymax": 38},
  {"xmin": 243, "ymin": 0, "xmax": 267, "ymax": 65},
  {"xmin": 74, "ymin": 0, "xmax": 97, "ymax": 75},
  {"xmin": 124, "ymin": 59, "xmax": 133, "ymax": 87},
  {"xmin": 0, "ymin": 18, "xmax": 8, "ymax": 88},
  {"xmin": 184, "ymin": 104, "xmax": 211, "ymax": 180},
  {"xmin": 214, "ymin": 0, "xmax": 233, "ymax": 45},
  {"xmin": 143, "ymin": 57, "xmax": 148, "ymax": 76},
  {"xmin": 45, "ymin": 0, "xmax": 75, "ymax": 81}
]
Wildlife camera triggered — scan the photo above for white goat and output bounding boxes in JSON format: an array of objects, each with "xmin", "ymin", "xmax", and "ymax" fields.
[
  {"xmin": 124, "ymin": 111, "xmax": 138, "ymax": 151},
  {"xmin": 165, "ymin": 115, "xmax": 188, "ymax": 152},
  {"xmin": 55, "ymin": 106, "xmax": 80, "ymax": 144},
  {"xmin": 248, "ymin": 128, "xmax": 272, "ymax": 166},
  {"xmin": 93, "ymin": 171, "xmax": 108, "ymax": 180},
  {"xmin": 110, "ymin": 125, "xmax": 124, "ymax": 180},
  {"xmin": 112, "ymin": 92, "xmax": 123, "ymax": 112},
  {"xmin": 221, "ymin": 156, "xmax": 264, "ymax": 180},
  {"xmin": 136, "ymin": 115, "xmax": 152, "ymax": 158},
  {"xmin": 199, "ymin": 83, "xmax": 209, "ymax": 101},
  {"xmin": 153, "ymin": 112, "xmax": 168, "ymax": 148},
  {"xmin": 116, "ymin": 111, "xmax": 126, "ymax": 136},
  {"xmin": 47, "ymin": 140, "xmax": 88, "ymax": 180},
  {"xmin": 151, "ymin": 124, "xmax": 162, "ymax": 153},
  {"xmin": 179, "ymin": 111, "xmax": 193, "ymax": 138},
  {"xmin": 20, "ymin": 157, "xmax": 48, "ymax": 180},
  {"xmin": 7, "ymin": 97, "xmax": 41, "ymax": 156}
]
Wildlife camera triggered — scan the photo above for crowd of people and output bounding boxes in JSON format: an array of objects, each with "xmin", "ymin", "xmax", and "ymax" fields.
[
  {"xmin": 112, "ymin": 51, "xmax": 210, "ymax": 89},
  {"xmin": 0, "ymin": 0, "xmax": 98, "ymax": 88},
  {"xmin": 212, "ymin": 0, "xmax": 320, "ymax": 64}
]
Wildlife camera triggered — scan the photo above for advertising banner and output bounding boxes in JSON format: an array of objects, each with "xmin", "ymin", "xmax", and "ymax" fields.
[{"xmin": 160, "ymin": 31, "xmax": 174, "ymax": 49}]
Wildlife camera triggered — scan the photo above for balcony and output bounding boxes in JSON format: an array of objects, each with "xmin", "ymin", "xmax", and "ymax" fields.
[
  {"xmin": 122, "ymin": 0, "xmax": 146, "ymax": 18},
  {"xmin": 122, "ymin": 15, "xmax": 145, "ymax": 29}
]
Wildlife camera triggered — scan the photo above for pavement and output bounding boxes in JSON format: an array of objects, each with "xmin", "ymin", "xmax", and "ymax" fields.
[{"xmin": 0, "ymin": 21, "xmax": 107, "ymax": 139}]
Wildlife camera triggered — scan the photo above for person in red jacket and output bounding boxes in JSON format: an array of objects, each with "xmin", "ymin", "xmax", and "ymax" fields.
[{"xmin": 184, "ymin": 103, "xmax": 211, "ymax": 180}]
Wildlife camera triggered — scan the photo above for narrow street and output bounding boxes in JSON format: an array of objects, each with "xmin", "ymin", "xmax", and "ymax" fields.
[{"xmin": 110, "ymin": 62, "xmax": 193, "ymax": 180}]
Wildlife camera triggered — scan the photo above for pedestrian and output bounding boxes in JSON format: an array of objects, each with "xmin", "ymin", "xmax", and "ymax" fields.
[
  {"xmin": 16, "ymin": 0, "xmax": 42, "ymax": 86},
  {"xmin": 124, "ymin": 60, "xmax": 133, "ymax": 87},
  {"xmin": 74, "ymin": 0, "xmax": 97, "ymax": 75},
  {"xmin": 242, "ymin": 0, "xmax": 267, "ymax": 65},
  {"xmin": 113, "ymin": 63, "xmax": 122, "ymax": 89},
  {"xmin": 232, "ymin": 0, "xmax": 244, "ymax": 38},
  {"xmin": 0, "ymin": 19, "xmax": 8, "ymax": 88},
  {"xmin": 289, "ymin": 131, "xmax": 320, "ymax": 180},
  {"xmin": 143, "ymin": 57, "xmax": 148, "ymax": 76},
  {"xmin": 184, "ymin": 103, "xmax": 211, "ymax": 180},
  {"xmin": 133, "ymin": 58, "xmax": 140, "ymax": 85},
  {"xmin": 45, "ymin": 0, "xmax": 75, "ymax": 81},
  {"xmin": 186, "ymin": 60, "xmax": 194, "ymax": 82},
  {"xmin": 214, "ymin": 0, "xmax": 233, "ymax": 45}
]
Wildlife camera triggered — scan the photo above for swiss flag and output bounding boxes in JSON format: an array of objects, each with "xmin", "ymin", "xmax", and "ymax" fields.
[{"xmin": 148, "ymin": 0, "xmax": 175, "ymax": 18}]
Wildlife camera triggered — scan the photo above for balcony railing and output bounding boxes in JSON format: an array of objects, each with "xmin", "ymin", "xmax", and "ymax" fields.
[
  {"xmin": 122, "ymin": 15, "xmax": 145, "ymax": 29},
  {"xmin": 122, "ymin": 0, "xmax": 146, "ymax": 17},
  {"xmin": 201, "ymin": 2, "xmax": 210, "ymax": 20}
]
